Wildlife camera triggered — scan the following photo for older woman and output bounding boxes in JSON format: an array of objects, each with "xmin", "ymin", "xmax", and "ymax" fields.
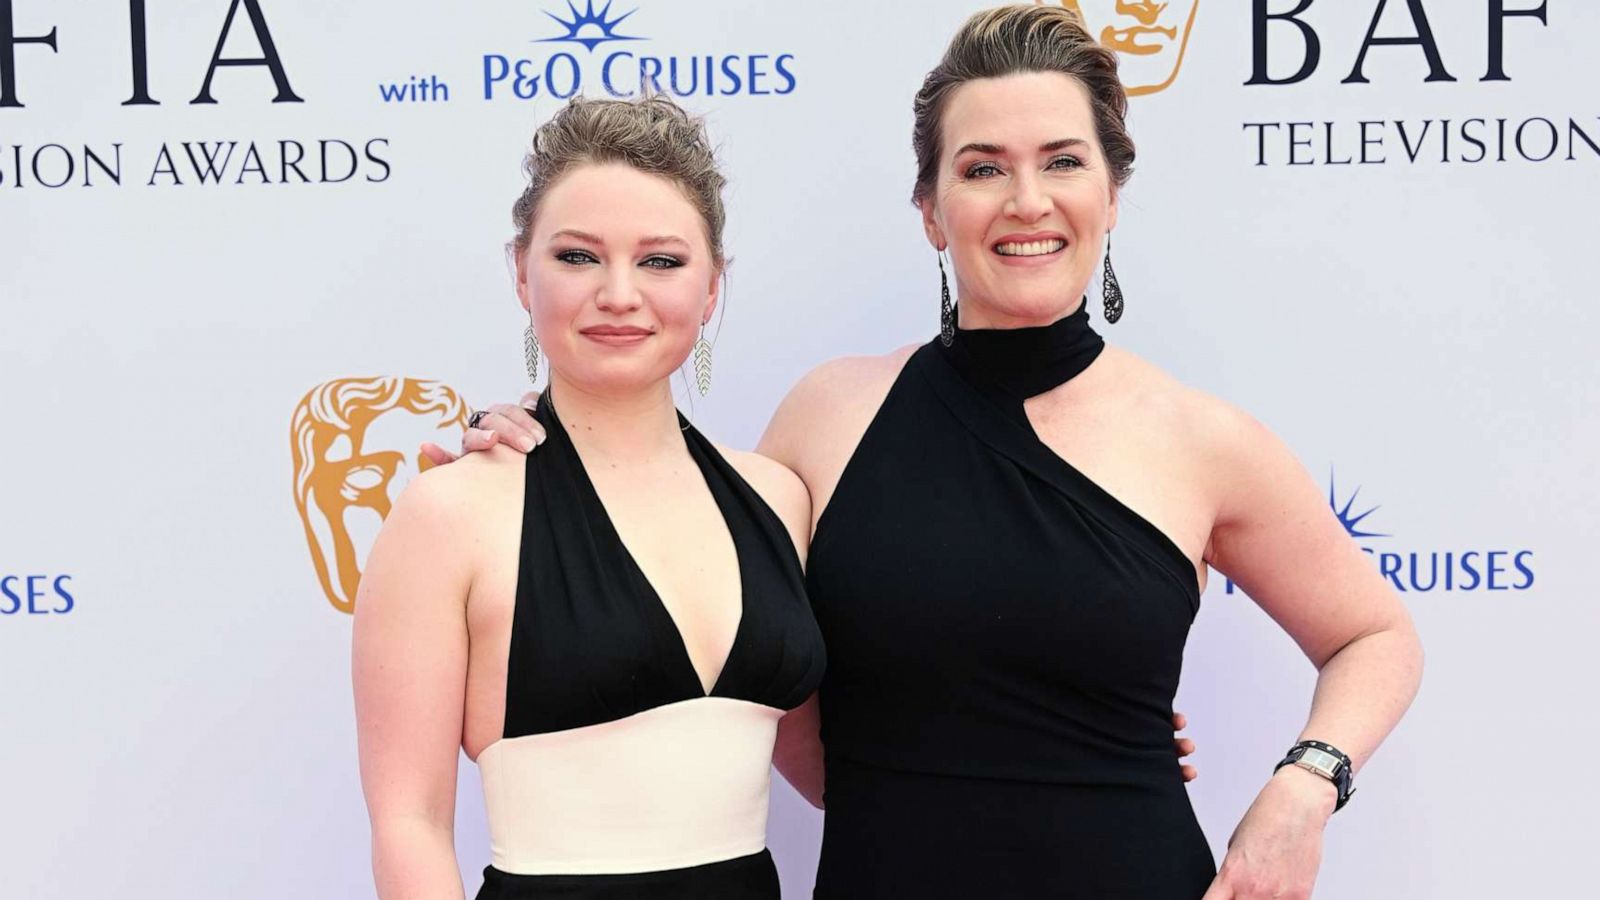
[{"xmin": 446, "ymin": 6, "xmax": 1422, "ymax": 899}]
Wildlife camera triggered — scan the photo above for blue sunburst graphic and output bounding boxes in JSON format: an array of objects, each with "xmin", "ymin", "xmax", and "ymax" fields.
[
  {"xmin": 1329, "ymin": 468, "xmax": 1389, "ymax": 541},
  {"xmin": 537, "ymin": 0, "xmax": 643, "ymax": 52}
]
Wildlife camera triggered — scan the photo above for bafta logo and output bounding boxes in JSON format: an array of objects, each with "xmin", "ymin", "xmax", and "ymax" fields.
[
  {"xmin": 1047, "ymin": 1, "xmax": 1201, "ymax": 96},
  {"xmin": 290, "ymin": 377, "xmax": 468, "ymax": 613}
]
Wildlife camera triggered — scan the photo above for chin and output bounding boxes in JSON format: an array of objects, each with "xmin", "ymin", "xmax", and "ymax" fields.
[
  {"xmin": 560, "ymin": 358, "xmax": 682, "ymax": 395},
  {"xmin": 978, "ymin": 289, "xmax": 1086, "ymax": 324}
]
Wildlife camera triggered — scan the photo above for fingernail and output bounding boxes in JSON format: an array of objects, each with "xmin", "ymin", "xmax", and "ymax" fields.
[{"xmin": 518, "ymin": 435, "xmax": 535, "ymax": 452}]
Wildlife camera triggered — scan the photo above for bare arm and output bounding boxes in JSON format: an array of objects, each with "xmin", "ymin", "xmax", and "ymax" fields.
[
  {"xmin": 1206, "ymin": 409, "xmax": 1422, "ymax": 777},
  {"xmin": 726, "ymin": 438, "xmax": 829, "ymax": 808},
  {"xmin": 1199, "ymin": 405, "xmax": 1423, "ymax": 900},
  {"xmin": 353, "ymin": 474, "xmax": 474, "ymax": 900}
]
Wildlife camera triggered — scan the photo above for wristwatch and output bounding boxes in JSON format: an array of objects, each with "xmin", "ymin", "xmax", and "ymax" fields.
[{"xmin": 1274, "ymin": 740, "xmax": 1355, "ymax": 812}]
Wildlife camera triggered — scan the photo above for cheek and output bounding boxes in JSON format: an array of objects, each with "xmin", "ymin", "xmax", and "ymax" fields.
[
  {"xmin": 528, "ymin": 266, "xmax": 590, "ymax": 323},
  {"xmin": 941, "ymin": 192, "xmax": 993, "ymax": 240},
  {"xmin": 653, "ymin": 270, "xmax": 714, "ymax": 325}
]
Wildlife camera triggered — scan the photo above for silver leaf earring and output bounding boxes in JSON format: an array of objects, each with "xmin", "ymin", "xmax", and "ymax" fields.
[
  {"xmin": 524, "ymin": 323, "xmax": 541, "ymax": 384},
  {"xmin": 692, "ymin": 323, "xmax": 713, "ymax": 396}
]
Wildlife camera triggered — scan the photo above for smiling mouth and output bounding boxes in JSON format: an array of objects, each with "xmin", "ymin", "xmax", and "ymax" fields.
[{"xmin": 994, "ymin": 239, "xmax": 1067, "ymax": 257}]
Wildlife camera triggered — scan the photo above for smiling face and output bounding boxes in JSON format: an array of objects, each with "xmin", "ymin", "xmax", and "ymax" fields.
[
  {"xmin": 920, "ymin": 71, "xmax": 1118, "ymax": 330},
  {"xmin": 1052, "ymin": 0, "xmax": 1200, "ymax": 95},
  {"xmin": 515, "ymin": 162, "xmax": 720, "ymax": 397}
]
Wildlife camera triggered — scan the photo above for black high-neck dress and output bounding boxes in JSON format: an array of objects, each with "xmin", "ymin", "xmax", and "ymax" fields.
[
  {"xmin": 475, "ymin": 395, "xmax": 826, "ymax": 900},
  {"xmin": 807, "ymin": 305, "xmax": 1216, "ymax": 899}
]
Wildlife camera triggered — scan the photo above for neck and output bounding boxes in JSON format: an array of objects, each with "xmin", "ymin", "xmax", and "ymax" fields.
[
  {"xmin": 545, "ymin": 372, "xmax": 683, "ymax": 463},
  {"xmin": 957, "ymin": 295, "xmax": 1088, "ymax": 331},
  {"xmin": 937, "ymin": 297, "xmax": 1104, "ymax": 408}
]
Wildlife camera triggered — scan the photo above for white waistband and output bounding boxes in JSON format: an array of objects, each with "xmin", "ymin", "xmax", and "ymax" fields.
[{"xmin": 477, "ymin": 696, "xmax": 782, "ymax": 875}]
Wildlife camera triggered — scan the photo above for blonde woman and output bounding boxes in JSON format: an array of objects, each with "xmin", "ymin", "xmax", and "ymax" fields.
[{"xmin": 353, "ymin": 96, "xmax": 825, "ymax": 899}]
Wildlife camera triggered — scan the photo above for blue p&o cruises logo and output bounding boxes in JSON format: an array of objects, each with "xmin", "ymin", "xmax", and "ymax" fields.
[
  {"xmin": 1, "ymin": 574, "xmax": 76, "ymax": 616},
  {"xmin": 482, "ymin": 1, "xmax": 797, "ymax": 101},
  {"xmin": 1225, "ymin": 469, "xmax": 1535, "ymax": 595},
  {"xmin": 538, "ymin": 0, "xmax": 644, "ymax": 52}
]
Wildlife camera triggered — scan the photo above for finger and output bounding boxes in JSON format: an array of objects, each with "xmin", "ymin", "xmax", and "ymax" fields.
[
  {"xmin": 419, "ymin": 442, "xmax": 459, "ymax": 466},
  {"xmin": 1181, "ymin": 764, "xmax": 1198, "ymax": 783},
  {"xmin": 1199, "ymin": 876, "xmax": 1230, "ymax": 900},
  {"xmin": 486, "ymin": 406, "xmax": 546, "ymax": 450},
  {"xmin": 519, "ymin": 390, "xmax": 542, "ymax": 408},
  {"xmin": 461, "ymin": 428, "xmax": 502, "ymax": 453},
  {"xmin": 1173, "ymin": 711, "xmax": 1188, "ymax": 731},
  {"xmin": 1175, "ymin": 737, "xmax": 1196, "ymax": 757}
]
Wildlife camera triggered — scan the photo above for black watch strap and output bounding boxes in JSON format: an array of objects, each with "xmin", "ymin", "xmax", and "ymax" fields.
[{"xmin": 1274, "ymin": 739, "xmax": 1356, "ymax": 812}]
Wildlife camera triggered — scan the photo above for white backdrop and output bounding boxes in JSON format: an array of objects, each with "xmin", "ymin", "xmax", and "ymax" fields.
[{"xmin": 3, "ymin": 2, "xmax": 1598, "ymax": 897}]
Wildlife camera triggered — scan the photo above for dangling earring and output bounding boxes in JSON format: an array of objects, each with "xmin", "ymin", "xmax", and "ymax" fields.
[
  {"xmin": 938, "ymin": 251, "xmax": 955, "ymax": 346},
  {"xmin": 1102, "ymin": 235, "xmax": 1125, "ymax": 324},
  {"xmin": 523, "ymin": 322, "xmax": 541, "ymax": 383},
  {"xmin": 692, "ymin": 323, "xmax": 713, "ymax": 396}
]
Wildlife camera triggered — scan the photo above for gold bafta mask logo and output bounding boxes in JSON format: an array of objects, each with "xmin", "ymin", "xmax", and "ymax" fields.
[
  {"xmin": 1045, "ymin": 1, "xmax": 1201, "ymax": 96},
  {"xmin": 290, "ymin": 377, "xmax": 468, "ymax": 613}
]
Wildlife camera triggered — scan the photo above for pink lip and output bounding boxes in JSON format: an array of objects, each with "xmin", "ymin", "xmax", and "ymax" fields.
[{"xmin": 580, "ymin": 325, "xmax": 654, "ymax": 345}]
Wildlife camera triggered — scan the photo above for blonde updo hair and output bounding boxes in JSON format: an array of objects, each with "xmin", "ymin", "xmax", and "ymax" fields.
[
  {"xmin": 510, "ymin": 95, "xmax": 727, "ymax": 265},
  {"xmin": 911, "ymin": 4, "xmax": 1135, "ymax": 206}
]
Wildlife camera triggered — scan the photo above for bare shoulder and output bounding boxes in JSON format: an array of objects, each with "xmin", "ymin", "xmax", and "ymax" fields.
[
  {"xmin": 393, "ymin": 444, "xmax": 525, "ymax": 532},
  {"xmin": 719, "ymin": 446, "xmax": 809, "ymax": 511},
  {"xmin": 1093, "ymin": 345, "xmax": 1268, "ymax": 456},
  {"xmin": 758, "ymin": 344, "xmax": 920, "ymax": 477},
  {"xmin": 717, "ymin": 445, "xmax": 813, "ymax": 557}
]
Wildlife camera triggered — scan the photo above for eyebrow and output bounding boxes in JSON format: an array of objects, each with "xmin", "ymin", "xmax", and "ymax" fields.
[
  {"xmin": 549, "ymin": 229, "xmax": 691, "ymax": 249},
  {"xmin": 953, "ymin": 138, "xmax": 1090, "ymax": 157}
]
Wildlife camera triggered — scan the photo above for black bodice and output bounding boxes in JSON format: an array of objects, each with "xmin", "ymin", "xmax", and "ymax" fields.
[{"xmin": 503, "ymin": 394, "xmax": 826, "ymax": 739}]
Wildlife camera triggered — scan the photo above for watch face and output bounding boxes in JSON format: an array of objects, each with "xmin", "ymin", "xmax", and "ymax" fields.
[{"xmin": 1298, "ymin": 748, "xmax": 1342, "ymax": 778}]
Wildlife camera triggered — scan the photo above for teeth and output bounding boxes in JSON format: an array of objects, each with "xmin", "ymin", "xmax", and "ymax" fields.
[{"xmin": 995, "ymin": 239, "xmax": 1066, "ymax": 257}]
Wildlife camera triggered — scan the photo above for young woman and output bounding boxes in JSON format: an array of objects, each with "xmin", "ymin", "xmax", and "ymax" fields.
[
  {"xmin": 353, "ymin": 95, "xmax": 826, "ymax": 899},
  {"xmin": 438, "ymin": 7, "xmax": 1420, "ymax": 900}
]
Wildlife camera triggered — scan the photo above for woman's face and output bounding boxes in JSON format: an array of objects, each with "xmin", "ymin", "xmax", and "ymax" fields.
[
  {"xmin": 517, "ymin": 162, "xmax": 719, "ymax": 396},
  {"xmin": 921, "ymin": 71, "xmax": 1118, "ymax": 330}
]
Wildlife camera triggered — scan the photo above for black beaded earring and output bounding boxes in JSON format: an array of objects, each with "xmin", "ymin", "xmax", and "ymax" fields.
[
  {"xmin": 938, "ymin": 251, "xmax": 954, "ymax": 346},
  {"xmin": 1102, "ymin": 236, "xmax": 1125, "ymax": 324}
]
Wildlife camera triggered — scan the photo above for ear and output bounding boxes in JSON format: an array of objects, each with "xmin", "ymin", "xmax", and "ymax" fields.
[
  {"xmin": 919, "ymin": 197, "xmax": 947, "ymax": 252},
  {"xmin": 513, "ymin": 246, "xmax": 532, "ymax": 313},
  {"xmin": 702, "ymin": 265, "xmax": 724, "ymax": 326}
]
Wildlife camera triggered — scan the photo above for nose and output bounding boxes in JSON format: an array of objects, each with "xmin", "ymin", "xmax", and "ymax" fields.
[
  {"xmin": 1004, "ymin": 170, "xmax": 1051, "ymax": 224},
  {"xmin": 595, "ymin": 263, "xmax": 643, "ymax": 313}
]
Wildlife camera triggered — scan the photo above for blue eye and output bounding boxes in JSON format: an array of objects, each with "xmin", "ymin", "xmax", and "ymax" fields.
[
  {"xmin": 641, "ymin": 255, "xmax": 685, "ymax": 269},
  {"xmin": 1049, "ymin": 155, "xmax": 1085, "ymax": 170},
  {"xmin": 556, "ymin": 249, "xmax": 598, "ymax": 265},
  {"xmin": 964, "ymin": 162, "xmax": 1002, "ymax": 179}
]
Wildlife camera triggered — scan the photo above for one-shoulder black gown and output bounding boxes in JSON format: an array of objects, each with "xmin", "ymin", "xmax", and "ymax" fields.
[
  {"xmin": 807, "ymin": 304, "xmax": 1216, "ymax": 899},
  {"xmin": 475, "ymin": 394, "xmax": 826, "ymax": 900}
]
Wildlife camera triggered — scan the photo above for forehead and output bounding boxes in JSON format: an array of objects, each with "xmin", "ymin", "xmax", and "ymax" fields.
[
  {"xmin": 536, "ymin": 162, "xmax": 703, "ymax": 238},
  {"xmin": 942, "ymin": 72, "xmax": 1098, "ymax": 154}
]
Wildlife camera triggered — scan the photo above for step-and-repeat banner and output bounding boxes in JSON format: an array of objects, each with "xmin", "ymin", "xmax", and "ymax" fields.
[{"xmin": 4, "ymin": 2, "xmax": 1596, "ymax": 897}]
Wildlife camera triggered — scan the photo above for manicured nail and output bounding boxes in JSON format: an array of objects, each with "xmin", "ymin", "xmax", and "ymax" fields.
[{"xmin": 518, "ymin": 435, "xmax": 535, "ymax": 452}]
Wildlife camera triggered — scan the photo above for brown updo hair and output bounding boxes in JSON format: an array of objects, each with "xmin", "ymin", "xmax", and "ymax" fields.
[
  {"xmin": 510, "ymin": 94, "xmax": 727, "ymax": 265},
  {"xmin": 911, "ymin": 4, "xmax": 1135, "ymax": 206}
]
